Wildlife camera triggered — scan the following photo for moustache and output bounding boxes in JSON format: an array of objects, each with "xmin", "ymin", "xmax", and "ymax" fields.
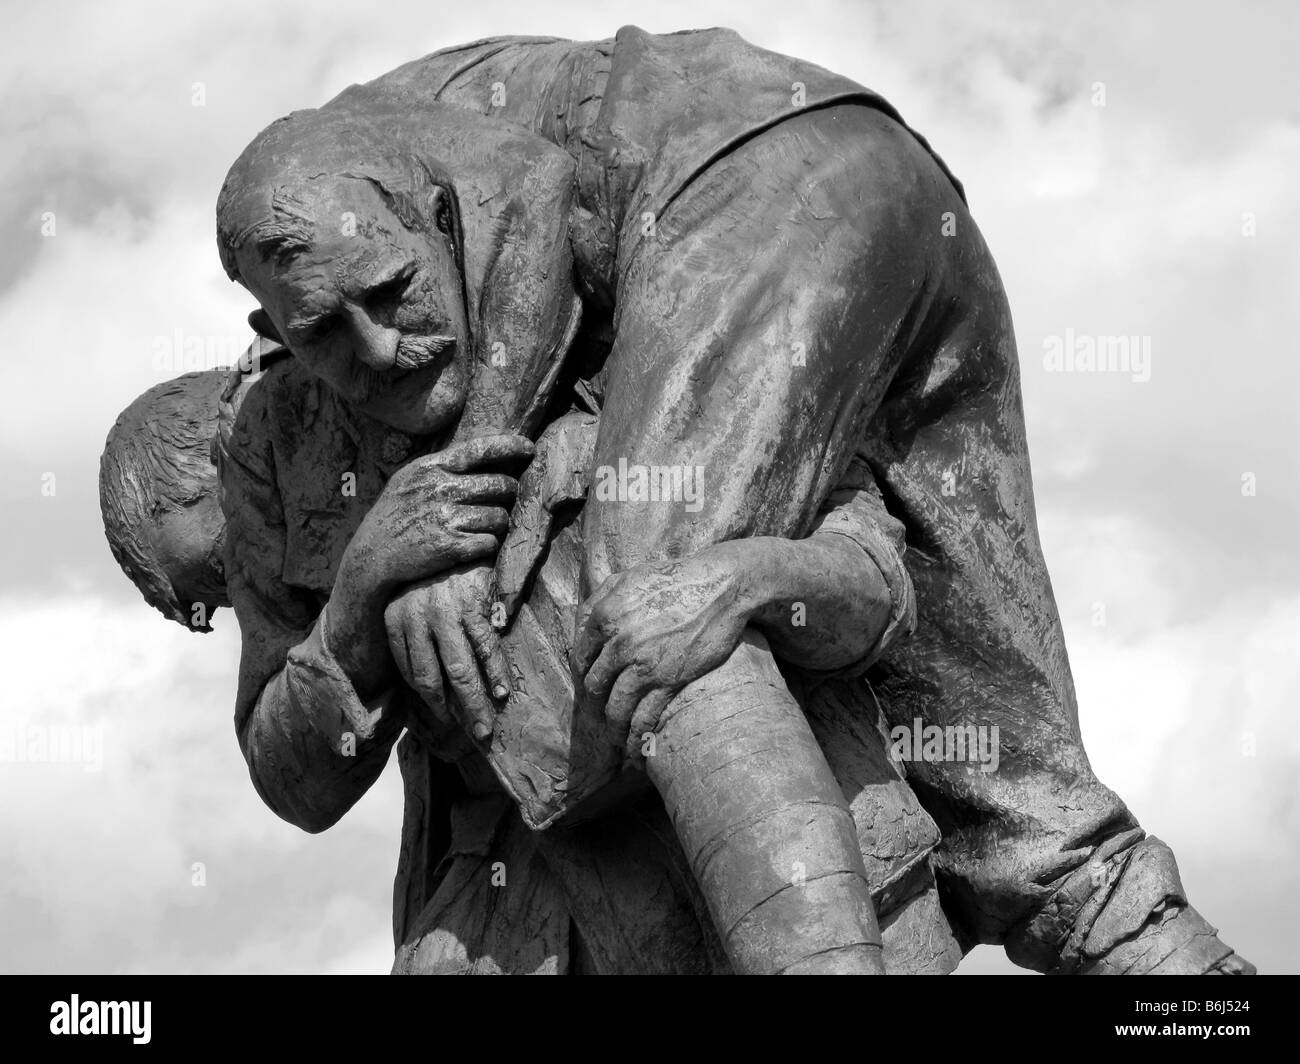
[
  {"xmin": 352, "ymin": 334, "xmax": 457, "ymax": 403},
  {"xmin": 393, "ymin": 333, "xmax": 456, "ymax": 371}
]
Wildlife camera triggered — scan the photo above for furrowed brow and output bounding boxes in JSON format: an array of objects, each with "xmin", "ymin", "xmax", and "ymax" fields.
[
  {"xmin": 349, "ymin": 258, "xmax": 415, "ymax": 299},
  {"xmin": 287, "ymin": 309, "xmax": 330, "ymax": 331}
]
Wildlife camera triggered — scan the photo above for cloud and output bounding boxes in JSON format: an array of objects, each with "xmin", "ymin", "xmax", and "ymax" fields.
[{"xmin": 0, "ymin": 595, "xmax": 404, "ymax": 973}]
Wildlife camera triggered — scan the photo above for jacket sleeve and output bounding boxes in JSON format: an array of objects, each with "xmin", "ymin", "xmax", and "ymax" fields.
[
  {"xmin": 218, "ymin": 374, "xmax": 404, "ymax": 833},
  {"xmin": 806, "ymin": 455, "xmax": 918, "ymax": 676}
]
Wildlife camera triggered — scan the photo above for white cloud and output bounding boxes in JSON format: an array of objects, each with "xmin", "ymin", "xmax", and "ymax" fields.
[{"xmin": 0, "ymin": 595, "xmax": 403, "ymax": 973}]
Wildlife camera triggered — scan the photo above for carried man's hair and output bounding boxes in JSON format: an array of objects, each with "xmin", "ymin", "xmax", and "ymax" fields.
[{"xmin": 99, "ymin": 370, "xmax": 226, "ymax": 627}]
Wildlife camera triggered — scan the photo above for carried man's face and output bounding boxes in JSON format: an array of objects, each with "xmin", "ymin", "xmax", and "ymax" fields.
[{"xmin": 236, "ymin": 178, "xmax": 470, "ymax": 437}]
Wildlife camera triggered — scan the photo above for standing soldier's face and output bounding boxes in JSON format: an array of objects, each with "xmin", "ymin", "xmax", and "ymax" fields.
[{"xmin": 236, "ymin": 177, "xmax": 470, "ymax": 437}]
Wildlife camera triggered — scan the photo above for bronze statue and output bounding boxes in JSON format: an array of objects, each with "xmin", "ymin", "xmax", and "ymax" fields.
[{"xmin": 102, "ymin": 27, "xmax": 1253, "ymax": 975}]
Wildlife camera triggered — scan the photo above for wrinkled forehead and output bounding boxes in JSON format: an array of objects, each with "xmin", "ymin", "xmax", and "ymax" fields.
[
  {"xmin": 227, "ymin": 171, "xmax": 389, "ymax": 240},
  {"xmin": 218, "ymin": 100, "xmax": 535, "ymax": 298},
  {"xmin": 228, "ymin": 178, "xmax": 421, "ymax": 293}
]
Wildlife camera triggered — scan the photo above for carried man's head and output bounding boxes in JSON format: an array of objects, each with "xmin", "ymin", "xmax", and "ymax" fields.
[
  {"xmin": 217, "ymin": 109, "xmax": 471, "ymax": 438},
  {"xmin": 100, "ymin": 370, "xmax": 229, "ymax": 630}
]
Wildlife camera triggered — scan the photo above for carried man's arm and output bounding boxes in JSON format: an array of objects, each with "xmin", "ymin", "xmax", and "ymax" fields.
[{"xmin": 219, "ymin": 377, "xmax": 403, "ymax": 833}]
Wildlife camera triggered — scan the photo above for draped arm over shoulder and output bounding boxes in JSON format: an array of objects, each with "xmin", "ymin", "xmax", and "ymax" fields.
[{"xmin": 218, "ymin": 374, "xmax": 404, "ymax": 833}]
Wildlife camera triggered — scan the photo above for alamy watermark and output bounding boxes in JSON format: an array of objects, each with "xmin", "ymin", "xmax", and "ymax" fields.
[
  {"xmin": 888, "ymin": 718, "xmax": 1000, "ymax": 774},
  {"xmin": 0, "ymin": 722, "xmax": 103, "ymax": 772},
  {"xmin": 151, "ymin": 329, "xmax": 246, "ymax": 375},
  {"xmin": 592, "ymin": 458, "xmax": 705, "ymax": 513},
  {"xmin": 1043, "ymin": 329, "xmax": 1151, "ymax": 383},
  {"xmin": 50, "ymin": 996, "xmax": 150, "ymax": 1044}
]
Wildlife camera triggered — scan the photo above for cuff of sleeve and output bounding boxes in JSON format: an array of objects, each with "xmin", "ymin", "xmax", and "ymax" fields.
[
  {"xmin": 284, "ymin": 611, "xmax": 403, "ymax": 750},
  {"xmin": 810, "ymin": 498, "xmax": 918, "ymax": 674}
]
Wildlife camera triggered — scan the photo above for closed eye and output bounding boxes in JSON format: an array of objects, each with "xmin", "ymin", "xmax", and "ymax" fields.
[
  {"xmin": 364, "ymin": 265, "xmax": 415, "ymax": 311},
  {"xmin": 291, "ymin": 314, "xmax": 339, "ymax": 345}
]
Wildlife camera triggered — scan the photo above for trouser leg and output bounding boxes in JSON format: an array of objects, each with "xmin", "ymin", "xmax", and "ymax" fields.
[
  {"xmin": 860, "ymin": 228, "xmax": 1252, "ymax": 973},
  {"xmin": 588, "ymin": 100, "xmax": 1250, "ymax": 974},
  {"xmin": 580, "ymin": 106, "xmax": 946, "ymax": 973}
]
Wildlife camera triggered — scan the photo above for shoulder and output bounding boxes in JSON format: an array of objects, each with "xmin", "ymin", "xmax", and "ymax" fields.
[
  {"xmin": 335, "ymin": 35, "xmax": 590, "ymax": 115},
  {"xmin": 218, "ymin": 341, "xmax": 298, "ymax": 480}
]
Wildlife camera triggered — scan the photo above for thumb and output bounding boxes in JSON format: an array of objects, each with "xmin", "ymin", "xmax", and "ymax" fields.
[{"xmin": 492, "ymin": 486, "xmax": 553, "ymax": 624}]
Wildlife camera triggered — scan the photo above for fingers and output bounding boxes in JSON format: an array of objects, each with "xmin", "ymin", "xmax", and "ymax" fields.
[
  {"xmin": 445, "ymin": 531, "xmax": 504, "ymax": 568},
  {"xmin": 431, "ymin": 434, "xmax": 535, "ymax": 474},
  {"xmin": 625, "ymin": 688, "xmax": 675, "ymax": 763},
  {"xmin": 384, "ymin": 597, "xmax": 417, "ymax": 685},
  {"xmin": 435, "ymin": 617, "xmax": 497, "ymax": 741},
  {"xmin": 491, "ymin": 417, "xmax": 597, "ymax": 624},
  {"xmin": 464, "ymin": 612, "xmax": 512, "ymax": 701},
  {"xmin": 571, "ymin": 578, "xmax": 621, "ymax": 677},
  {"xmin": 603, "ymin": 665, "xmax": 652, "ymax": 744},
  {"xmin": 404, "ymin": 625, "xmax": 450, "ymax": 723},
  {"xmin": 446, "ymin": 505, "xmax": 511, "ymax": 536},
  {"xmin": 492, "ymin": 532, "xmax": 547, "ymax": 621},
  {"xmin": 493, "ymin": 489, "xmax": 553, "ymax": 623},
  {"xmin": 384, "ymin": 593, "xmax": 452, "ymax": 726},
  {"xmin": 441, "ymin": 472, "xmax": 519, "ymax": 507},
  {"xmin": 583, "ymin": 638, "xmax": 625, "ymax": 705},
  {"xmin": 602, "ymin": 669, "xmax": 678, "ymax": 762},
  {"xmin": 393, "ymin": 505, "xmax": 505, "ymax": 579},
  {"xmin": 388, "ymin": 458, "xmax": 520, "ymax": 505}
]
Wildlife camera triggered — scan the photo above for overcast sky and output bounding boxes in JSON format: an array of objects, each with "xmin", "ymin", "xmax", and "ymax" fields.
[{"xmin": 0, "ymin": 0, "xmax": 1295, "ymax": 975}]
